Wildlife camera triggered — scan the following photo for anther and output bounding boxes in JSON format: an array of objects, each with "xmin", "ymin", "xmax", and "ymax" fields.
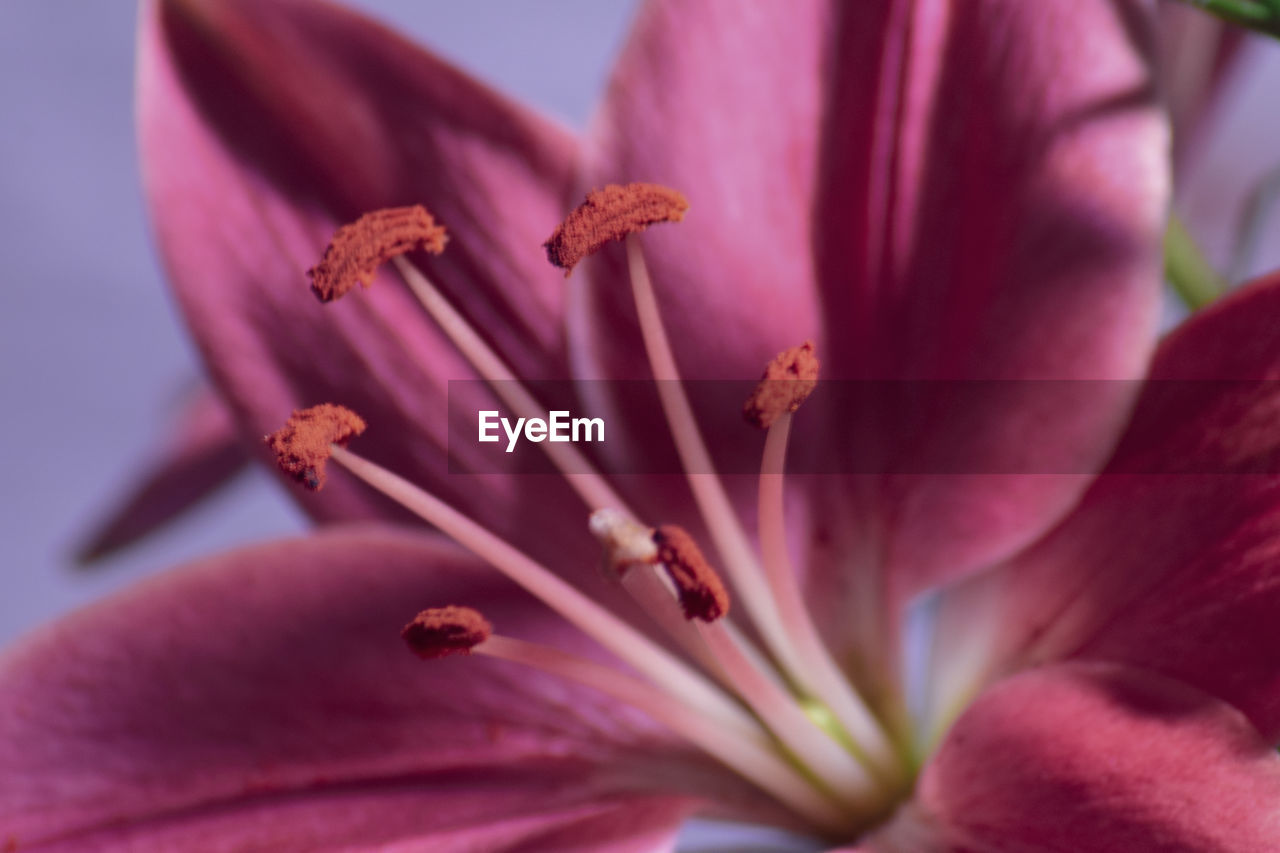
[
  {"xmin": 589, "ymin": 508, "xmax": 658, "ymax": 575},
  {"xmin": 264, "ymin": 403, "xmax": 366, "ymax": 490},
  {"xmin": 652, "ymin": 525, "xmax": 730, "ymax": 622},
  {"xmin": 402, "ymin": 605, "xmax": 492, "ymax": 659},
  {"xmin": 743, "ymin": 341, "xmax": 820, "ymax": 429},
  {"xmin": 309, "ymin": 206, "xmax": 448, "ymax": 302},
  {"xmin": 544, "ymin": 183, "xmax": 688, "ymax": 276}
]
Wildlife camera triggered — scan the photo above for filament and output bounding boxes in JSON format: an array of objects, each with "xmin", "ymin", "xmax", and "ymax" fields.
[
  {"xmin": 392, "ymin": 256, "xmax": 631, "ymax": 516},
  {"xmin": 623, "ymin": 237, "xmax": 805, "ymax": 680},
  {"xmin": 759, "ymin": 412, "xmax": 898, "ymax": 778},
  {"xmin": 477, "ymin": 634, "xmax": 851, "ymax": 834},
  {"xmin": 329, "ymin": 444, "xmax": 761, "ymax": 742}
]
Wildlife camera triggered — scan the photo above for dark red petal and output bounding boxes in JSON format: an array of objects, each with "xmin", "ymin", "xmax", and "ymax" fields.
[
  {"xmin": 994, "ymin": 271, "xmax": 1280, "ymax": 739},
  {"xmin": 894, "ymin": 663, "xmax": 1280, "ymax": 851},
  {"xmin": 138, "ymin": 0, "xmax": 597, "ymax": 575},
  {"xmin": 0, "ymin": 526, "xmax": 737, "ymax": 847},
  {"xmin": 576, "ymin": 2, "xmax": 1167, "ymax": 654}
]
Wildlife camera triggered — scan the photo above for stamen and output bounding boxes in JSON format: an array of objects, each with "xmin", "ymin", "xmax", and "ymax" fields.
[
  {"xmin": 322, "ymin": 442, "xmax": 765, "ymax": 743},
  {"xmin": 402, "ymin": 605, "xmax": 492, "ymax": 659},
  {"xmin": 653, "ymin": 526, "xmax": 729, "ymax": 622},
  {"xmin": 758, "ymin": 408, "xmax": 900, "ymax": 781},
  {"xmin": 473, "ymin": 634, "xmax": 851, "ymax": 834},
  {"xmin": 544, "ymin": 183, "xmax": 688, "ymax": 276},
  {"xmin": 309, "ymin": 206, "xmax": 448, "ymax": 302},
  {"xmin": 743, "ymin": 341, "xmax": 819, "ymax": 429},
  {"xmin": 590, "ymin": 509, "xmax": 728, "ymax": 679},
  {"xmin": 264, "ymin": 404, "xmax": 366, "ymax": 490},
  {"xmin": 622, "ymin": 236, "xmax": 805, "ymax": 680}
]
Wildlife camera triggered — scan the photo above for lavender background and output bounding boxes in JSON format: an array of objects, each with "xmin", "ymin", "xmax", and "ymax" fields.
[
  {"xmin": 0, "ymin": 0, "xmax": 638, "ymax": 647},
  {"xmin": 4, "ymin": 2, "xmax": 1280, "ymax": 662}
]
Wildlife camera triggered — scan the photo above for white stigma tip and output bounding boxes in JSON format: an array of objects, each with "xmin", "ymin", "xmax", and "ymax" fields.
[{"xmin": 589, "ymin": 508, "xmax": 658, "ymax": 569}]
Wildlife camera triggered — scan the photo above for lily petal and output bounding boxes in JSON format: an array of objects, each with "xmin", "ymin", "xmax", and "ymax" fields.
[
  {"xmin": 815, "ymin": 0, "xmax": 1167, "ymax": 607},
  {"xmin": 26, "ymin": 790, "xmax": 691, "ymax": 853},
  {"xmin": 138, "ymin": 0, "xmax": 597, "ymax": 572},
  {"xmin": 574, "ymin": 1, "xmax": 1167, "ymax": 633},
  {"xmin": 579, "ymin": 0, "xmax": 829, "ymax": 383},
  {"xmin": 880, "ymin": 662, "xmax": 1280, "ymax": 851},
  {"xmin": 994, "ymin": 271, "xmax": 1280, "ymax": 739},
  {"xmin": 76, "ymin": 385, "xmax": 249, "ymax": 564},
  {"xmin": 0, "ymin": 525, "xmax": 731, "ymax": 848}
]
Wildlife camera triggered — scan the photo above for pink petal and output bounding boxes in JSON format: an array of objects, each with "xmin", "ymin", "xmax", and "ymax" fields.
[
  {"xmin": 579, "ymin": 0, "xmax": 830, "ymax": 382},
  {"xmin": 994, "ymin": 271, "xmax": 1280, "ymax": 739},
  {"xmin": 815, "ymin": 0, "xmax": 1167, "ymax": 605},
  {"xmin": 31, "ymin": 793, "xmax": 691, "ymax": 853},
  {"xmin": 575, "ymin": 1, "xmax": 1167, "ymax": 634},
  {"xmin": 881, "ymin": 662, "xmax": 1280, "ymax": 851},
  {"xmin": 0, "ymin": 526, "xmax": 728, "ymax": 848},
  {"xmin": 137, "ymin": 0, "xmax": 596, "ymax": 572},
  {"xmin": 76, "ymin": 385, "xmax": 249, "ymax": 563}
]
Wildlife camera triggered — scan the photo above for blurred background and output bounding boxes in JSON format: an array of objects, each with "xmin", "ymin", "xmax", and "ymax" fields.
[
  {"xmin": 0, "ymin": 0, "xmax": 638, "ymax": 646},
  {"xmin": 2, "ymin": 1, "xmax": 1279, "ymax": 648}
]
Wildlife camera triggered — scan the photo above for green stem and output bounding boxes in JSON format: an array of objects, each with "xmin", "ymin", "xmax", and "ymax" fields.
[
  {"xmin": 1178, "ymin": 0, "xmax": 1280, "ymax": 38},
  {"xmin": 1165, "ymin": 215, "xmax": 1225, "ymax": 311}
]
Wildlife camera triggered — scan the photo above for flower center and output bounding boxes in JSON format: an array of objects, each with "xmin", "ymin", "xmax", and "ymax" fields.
[{"xmin": 264, "ymin": 184, "xmax": 914, "ymax": 840}]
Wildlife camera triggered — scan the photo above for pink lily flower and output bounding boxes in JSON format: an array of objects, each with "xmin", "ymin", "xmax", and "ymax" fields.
[
  {"xmin": 7, "ymin": 0, "xmax": 1280, "ymax": 848},
  {"xmin": 67, "ymin": 1, "xmax": 1253, "ymax": 563}
]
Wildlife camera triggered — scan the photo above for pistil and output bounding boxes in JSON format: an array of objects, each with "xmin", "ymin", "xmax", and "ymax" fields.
[
  {"xmin": 598, "ymin": 516, "xmax": 881, "ymax": 810},
  {"xmin": 541, "ymin": 185, "xmax": 787, "ymax": 669},
  {"xmin": 651, "ymin": 524, "xmax": 880, "ymax": 809},
  {"xmin": 622, "ymin": 235, "xmax": 805, "ymax": 683},
  {"xmin": 541, "ymin": 187, "xmax": 902, "ymax": 779},
  {"xmin": 590, "ymin": 509, "xmax": 725, "ymax": 677}
]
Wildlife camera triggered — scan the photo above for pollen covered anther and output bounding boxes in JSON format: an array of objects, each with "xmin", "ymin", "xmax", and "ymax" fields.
[
  {"xmin": 264, "ymin": 404, "xmax": 366, "ymax": 491},
  {"xmin": 544, "ymin": 183, "xmax": 688, "ymax": 276},
  {"xmin": 743, "ymin": 341, "xmax": 820, "ymax": 429},
  {"xmin": 309, "ymin": 205, "xmax": 448, "ymax": 302},
  {"xmin": 653, "ymin": 525, "xmax": 730, "ymax": 622},
  {"xmin": 402, "ymin": 606, "xmax": 493, "ymax": 659}
]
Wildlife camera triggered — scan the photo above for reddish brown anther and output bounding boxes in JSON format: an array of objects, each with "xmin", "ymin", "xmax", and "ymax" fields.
[
  {"xmin": 402, "ymin": 606, "xmax": 493, "ymax": 659},
  {"xmin": 309, "ymin": 205, "xmax": 448, "ymax": 302},
  {"xmin": 743, "ymin": 341, "xmax": 820, "ymax": 429},
  {"xmin": 264, "ymin": 404, "xmax": 366, "ymax": 491},
  {"xmin": 652, "ymin": 525, "xmax": 730, "ymax": 622},
  {"xmin": 544, "ymin": 183, "xmax": 688, "ymax": 276}
]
